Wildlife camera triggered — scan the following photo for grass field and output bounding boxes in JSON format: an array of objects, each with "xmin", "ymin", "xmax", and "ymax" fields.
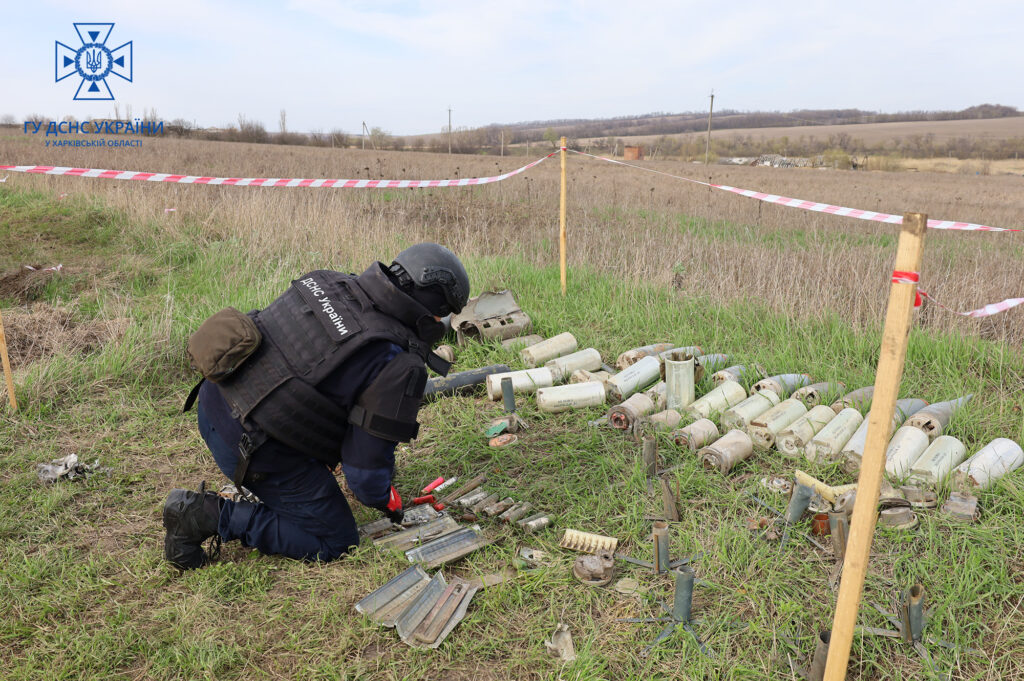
[{"xmin": 1, "ymin": 138, "xmax": 1022, "ymax": 680}]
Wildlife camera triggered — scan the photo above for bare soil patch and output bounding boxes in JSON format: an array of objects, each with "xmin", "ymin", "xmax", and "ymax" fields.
[{"xmin": 0, "ymin": 265, "xmax": 61, "ymax": 303}]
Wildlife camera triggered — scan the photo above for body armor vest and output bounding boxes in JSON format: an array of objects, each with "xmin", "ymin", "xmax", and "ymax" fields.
[{"xmin": 212, "ymin": 266, "xmax": 447, "ymax": 463}]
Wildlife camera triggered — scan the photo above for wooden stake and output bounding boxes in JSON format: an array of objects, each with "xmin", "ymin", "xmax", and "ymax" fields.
[
  {"xmin": 824, "ymin": 213, "xmax": 927, "ymax": 680},
  {"xmin": 559, "ymin": 135, "xmax": 568, "ymax": 296},
  {"xmin": 0, "ymin": 308, "xmax": 18, "ymax": 411}
]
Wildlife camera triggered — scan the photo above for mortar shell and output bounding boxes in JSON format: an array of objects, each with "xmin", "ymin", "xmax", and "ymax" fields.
[
  {"xmin": 831, "ymin": 386, "xmax": 875, "ymax": 414},
  {"xmin": 520, "ymin": 332, "xmax": 578, "ymax": 368},
  {"xmin": 500, "ymin": 334, "xmax": 544, "ymax": 350},
  {"xmin": 545, "ymin": 348, "xmax": 603, "ymax": 382},
  {"xmin": 698, "ymin": 429, "xmax": 754, "ymax": 474},
  {"xmin": 605, "ymin": 355, "xmax": 660, "ymax": 402},
  {"xmin": 749, "ymin": 398, "xmax": 808, "ymax": 449},
  {"xmin": 884, "ymin": 426, "xmax": 931, "ymax": 481},
  {"xmin": 645, "ymin": 381, "xmax": 668, "ymax": 410},
  {"xmin": 712, "ymin": 364, "xmax": 763, "ymax": 385},
  {"xmin": 664, "ymin": 352, "xmax": 696, "ymax": 410},
  {"xmin": 695, "ymin": 353, "xmax": 729, "ymax": 374},
  {"xmin": 805, "ymin": 408, "xmax": 863, "ymax": 463},
  {"xmin": 685, "ymin": 380, "xmax": 747, "ymax": 419},
  {"xmin": 616, "ymin": 342, "xmax": 677, "ymax": 369},
  {"xmin": 608, "ymin": 392, "xmax": 656, "ymax": 430},
  {"xmin": 904, "ymin": 395, "xmax": 973, "ymax": 440},
  {"xmin": 792, "ymin": 382, "xmax": 846, "ymax": 407},
  {"xmin": 777, "ymin": 405, "xmax": 836, "ymax": 457},
  {"xmin": 485, "ymin": 368, "xmax": 553, "ymax": 400},
  {"xmin": 536, "ymin": 382, "xmax": 606, "ymax": 413},
  {"xmin": 751, "ymin": 373, "xmax": 811, "ymax": 398},
  {"xmin": 907, "ymin": 435, "xmax": 968, "ymax": 487},
  {"xmin": 952, "ymin": 438, "xmax": 1024, "ymax": 490},
  {"xmin": 721, "ymin": 389, "xmax": 781, "ymax": 432},
  {"xmin": 648, "ymin": 409, "xmax": 683, "ymax": 431},
  {"xmin": 672, "ymin": 418, "xmax": 720, "ymax": 450},
  {"xmin": 569, "ymin": 369, "xmax": 611, "ymax": 384}
]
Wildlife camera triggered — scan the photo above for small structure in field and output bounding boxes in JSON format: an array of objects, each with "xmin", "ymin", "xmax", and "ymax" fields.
[{"xmin": 624, "ymin": 146, "xmax": 644, "ymax": 161}]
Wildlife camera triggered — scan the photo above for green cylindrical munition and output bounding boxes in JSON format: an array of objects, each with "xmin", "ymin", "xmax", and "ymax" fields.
[{"xmin": 423, "ymin": 364, "xmax": 510, "ymax": 399}]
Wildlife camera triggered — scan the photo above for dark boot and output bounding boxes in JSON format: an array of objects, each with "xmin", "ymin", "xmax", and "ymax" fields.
[{"xmin": 163, "ymin": 481, "xmax": 222, "ymax": 570}]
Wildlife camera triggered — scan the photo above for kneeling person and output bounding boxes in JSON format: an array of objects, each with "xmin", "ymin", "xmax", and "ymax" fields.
[{"xmin": 163, "ymin": 243, "xmax": 469, "ymax": 569}]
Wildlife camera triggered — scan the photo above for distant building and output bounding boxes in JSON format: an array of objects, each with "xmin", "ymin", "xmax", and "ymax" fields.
[{"xmin": 624, "ymin": 145, "xmax": 644, "ymax": 161}]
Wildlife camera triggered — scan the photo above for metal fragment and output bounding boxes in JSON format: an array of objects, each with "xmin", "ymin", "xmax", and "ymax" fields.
[
  {"xmin": 405, "ymin": 525, "xmax": 490, "ymax": 569},
  {"xmin": 941, "ymin": 491, "xmax": 980, "ymax": 522},
  {"xmin": 354, "ymin": 565, "xmax": 430, "ymax": 621},
  {"xmin": 560, "ymin": 529, "xmax": 618, "ymax": 553},
  {"xmin": 440, "ymin": 473, "xmax": 486, "ymax": 505},
  {"xmin": 518, "ymin": 513, "xmax": 551, "ymax": 533},
  {"xmin": 498, "ymin": 501, "xmax": 533, "ymax": 523},
  {"xmin": 374, "ymin": 515, "xmax": 461, "ymax": 552},
  {"xmin": 573, "ymin": 550, "xmax": 616, "ymax": 586},
  {"xmin": 358, "ymin": 518, "xmax": 397, "ymax": 539},
  {"xmin": 545, "ymin": 623, "xmax": 577, "ymax": 662},
  {"xmin": 456, "ymin": 488, "xmax": 490, "ymax": 507},
  {"xmin": 400, "ymin": 503, "xmax": 440, "ymax": 526}
]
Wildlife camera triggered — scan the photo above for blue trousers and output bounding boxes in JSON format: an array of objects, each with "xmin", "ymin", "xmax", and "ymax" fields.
[{"xmin": 197, "ymin": 401, "xmax": 360, "ymax": 562}]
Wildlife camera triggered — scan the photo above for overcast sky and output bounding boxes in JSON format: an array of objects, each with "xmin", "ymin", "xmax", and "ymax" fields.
[{"xmin": 3, "ymin": 1, "xmax": 1021, "ymax": 135}]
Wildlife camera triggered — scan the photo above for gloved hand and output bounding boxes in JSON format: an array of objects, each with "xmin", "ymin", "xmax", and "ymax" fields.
[{"xmin": 379, "ymin": 485, "xmax": 404, "ymax": 524}]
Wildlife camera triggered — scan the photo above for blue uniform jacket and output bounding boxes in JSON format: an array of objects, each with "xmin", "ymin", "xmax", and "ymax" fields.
[{"xmin": 198, "ymin": 339, "xmax": 402, "ymax": 509}]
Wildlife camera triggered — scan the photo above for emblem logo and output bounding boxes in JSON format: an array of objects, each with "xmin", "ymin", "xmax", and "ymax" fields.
[{"xmin": 55, "ymin": 23, "xmax": 133, "ymax": 101}]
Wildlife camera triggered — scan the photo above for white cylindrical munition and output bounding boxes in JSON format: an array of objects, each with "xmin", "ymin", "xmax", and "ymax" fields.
[
  {"xmin": 607, "ymin": 392, "xmax": 656, "ymax": 430},
  {"xmin": 545, "ymin": 348, "xmax": 602, "ymax": 382},
  {"xmin": 805, "ymin": 408, "xmax": 863, "ymax": 463},
  {"xmin": 520, "ymin": 332, "xmax": 578, "ymax": 368},
  {"xmin": 616, "ymin": 342, "xmax": 677, "ymax": 370},
  {"xmin": 664, "ymin": 351, "xmax": 696, "ymax": 411},
  {"xmin": 721, "ymin": 390, "xmax": 781, "ymax": 432},
  {"xmin": 907, "ymin": 435, "xmax": 968, "ymax": 487},
  {"xmin": 536, "ymin": 382, "xmax": 606, "ymax": 413},
  {"xmin": 830, "ymin": 386, "xmax": 874, "ymax": 414},
  {"xmin": 751, "ymin": 374, "xmax": 811, "ymax": 398},
  {"xmin": 841, "ymin": 398, "xmax": 928, "ymax": 472},
  {"xmin": 605, "ymin": 355, "xmax": 660, "ymax": 402},
  {"xmin": 672, "ymin": 418, "xmax": 719, "ymax": 450},
  {"xmin": 951, "ymin": 438, "xmax": 1024, "ymax": 490},
  {"xmin": 569, "ymin": 369, "xmax": 611, "ymax": 384},
  {"xmin": 645, "ymin": 381, "xmax": 667, "ymax": 410},
  {"xmin": 648, "ymin": 409, "xmax": 683, "ymax": 431},
  {"xmin": 685, "ymin": 380, "xmax": 747, "ymax": 418},
  {"xmin": 500, "ymin": 334, "xmax": 544, "ymax": 350},
  {"xmin": 749, "ymin": 398, "xmax": 808, "ymax": 449},
  {"xmin": 485, "ymin": 368, "xmax": 553, "ymax": 400},
  {"xmin": 777, "ymin": 405, "xmax": 835, "ymax": 457},
  {"xmin": 903, "ymin": 395, "xmax": 973, "ymax": 440},
  {"xmin": 698, "ymin": 429, "xmax": 754, "ymax": 474},
  {"xmin": 792, "ymin": 382, "xmax": 846, "ymax": 407},
  {"xmin": 883, "ymin": 426, "xmax": 931, "ymax": 481}
]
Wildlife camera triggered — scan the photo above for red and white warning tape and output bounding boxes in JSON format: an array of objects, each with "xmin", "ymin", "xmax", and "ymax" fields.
[
  {"xmin": 0, "ymin": 152, "xmax": 556, "ymax": 189},
  {"xmin": 892, "ymin": 270, "xmax": 1024, "ymax": 318},
  {"xmin": 568, "ymin": 150, "xmax": 1021, "ymax": 233}
]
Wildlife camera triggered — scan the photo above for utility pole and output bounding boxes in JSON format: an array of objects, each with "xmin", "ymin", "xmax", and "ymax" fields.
[
  {"xmin": 704, "ymin": 90, "xmax": 715, "ymax": 167},
  {"xmin": 501, "ymin": 129, "xmax": 504, "ymax": 157},
  {"xmin": 362, "ymin": 121, "xmax": 366, "ymax": 150},
  {"xmin": 447, "ymin": 106, "xmax": 453, "ymax": 155}
]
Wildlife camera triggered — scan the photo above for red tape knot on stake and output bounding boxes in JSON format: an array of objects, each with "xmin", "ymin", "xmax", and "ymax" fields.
[{"xmin": 892, "ymin": 270, "xmax": 922, "ymax": 307}]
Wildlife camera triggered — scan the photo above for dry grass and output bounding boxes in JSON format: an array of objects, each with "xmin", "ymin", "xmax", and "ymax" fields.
[
  {"xmin": 2, "ymin": 135, "xmax": 1023, "ymax": 345},
  {"xmin": 1, "ymin": 302, "xmax": 129, "ymax": 365}
]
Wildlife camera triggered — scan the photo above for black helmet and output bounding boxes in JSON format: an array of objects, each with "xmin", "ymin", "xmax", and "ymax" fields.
[{"xmin": 390, "ymin": 243, "xmax": 470, "ymax": 316}]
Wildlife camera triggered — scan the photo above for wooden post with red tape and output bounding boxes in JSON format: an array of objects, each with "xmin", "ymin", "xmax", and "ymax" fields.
[
  {"xmin": 824, "ymin": 213, "xmax": 927, "ymax": 680},
  {"xmin": 0, "ymin": 308, "xmax": 18, "ymax": 411}
]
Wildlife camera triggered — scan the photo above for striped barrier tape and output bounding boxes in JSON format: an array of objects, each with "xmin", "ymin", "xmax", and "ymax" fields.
[
  {"xmin": 0, "ymin": 152, "xmax": 556, "ymax": 189},
  {"xmin": 568, "ymin": 150, "xmax": 1021, "ymax": 233},
  {"xmin": 893, "ymin": 271, "xmax": 1023, "ymax": 317}
]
